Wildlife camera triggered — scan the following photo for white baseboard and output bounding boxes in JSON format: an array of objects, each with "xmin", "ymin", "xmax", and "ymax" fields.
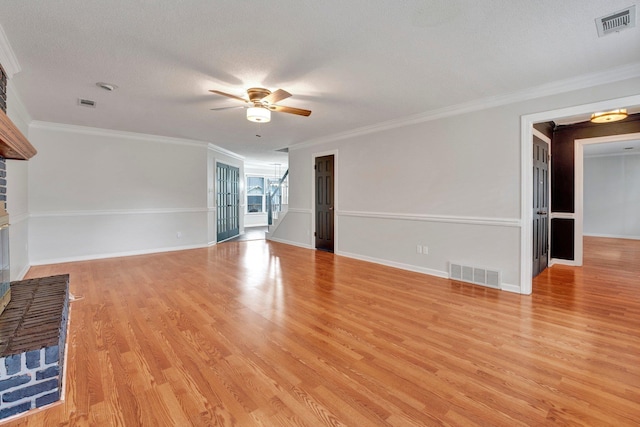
[
  {"xmin": 499, "ymin": 283, "xmax": 522, "ymax": 294},
  {"xmin": 549, "ymin": 258, "xmax": 579, "ymax": 267},
  {"xmin": 29, "ymin": 243, "xmax": 209, "ymax": 266},
  {"xmin": 266, "ymin": 236, "xmax": 313, "ymax": 249},
  {"xmin": 336, "ymin": 250, "xmax": 449, "ymax": 279},
  {"xmin": 583, "ymin": 233, "xmax": 640, "ymax": 240},
  {"xmin": 16, "ymin": 264, "xmax": 30, "ymax": 280}
]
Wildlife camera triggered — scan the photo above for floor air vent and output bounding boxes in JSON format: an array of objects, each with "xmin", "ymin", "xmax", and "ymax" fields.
[
  {"xmin": 449, "ymin": 263, "xmax": 501, "ymax": 289},
  {"xmin": 596, "ymin": 6, "xmax": 636, "ymax": 37}
]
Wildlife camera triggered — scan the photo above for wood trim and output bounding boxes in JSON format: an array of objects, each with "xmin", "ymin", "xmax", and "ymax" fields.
[{"xmin": 0, "ymin": 110, "xmax": 36, "ymax": 159}]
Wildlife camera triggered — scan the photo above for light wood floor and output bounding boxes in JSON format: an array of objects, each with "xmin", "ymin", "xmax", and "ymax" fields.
[{"xmin": 3, "ymin": 237, "xmax": 639, "ymax": 426}]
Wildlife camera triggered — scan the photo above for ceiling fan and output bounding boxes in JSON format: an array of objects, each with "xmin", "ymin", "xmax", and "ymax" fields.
[{"xmin": 210, "ymin": 87, "xmax": 311, "ymax": 123}]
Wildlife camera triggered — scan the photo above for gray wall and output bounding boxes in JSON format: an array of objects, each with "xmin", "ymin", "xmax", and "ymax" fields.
[{"xmin": 270, "ymin": 76, "xmax": 640, "ymax": 293}]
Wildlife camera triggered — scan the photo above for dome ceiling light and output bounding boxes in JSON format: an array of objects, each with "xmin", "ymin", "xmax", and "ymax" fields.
[{"xmin": 590, "ymin": 109, "xmax": 628, "ymax": 123}]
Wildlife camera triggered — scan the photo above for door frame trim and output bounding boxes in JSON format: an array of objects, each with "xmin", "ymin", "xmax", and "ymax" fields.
[
  {"xmin": 532, "ymin": 130, "xmax": 551, "ymax": 277},
  {"xmin": 311, "ymin": 150, "xmax": 339, "ymax": 251},
  {"xmin": 520, "ymin": 93, "xmax": 640, "ymax": 295}
]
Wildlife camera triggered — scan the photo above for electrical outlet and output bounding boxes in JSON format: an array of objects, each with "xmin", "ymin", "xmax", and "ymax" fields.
[
  {"xmin": 423, "ymin": 245, "xmax": 429, "ymax": 255},
  {"xmin": 416, "ymin": 245, "xmax": 422, "ymax": 254},
  {"xmin": 176, "ymin": 231, "xmax": 182, "ymax": 239}
]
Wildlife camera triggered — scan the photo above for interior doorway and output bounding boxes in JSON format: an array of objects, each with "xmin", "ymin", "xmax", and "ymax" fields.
[
  {"xmin": 520, "ymin": 93, "xmax": 640, "ymax": 295},
  {"xmin": 315, "ymin": 154, "xmax": 335, "ymax": 252}
]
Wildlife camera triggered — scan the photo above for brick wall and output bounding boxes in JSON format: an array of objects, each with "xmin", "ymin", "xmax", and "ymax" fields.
[
  {"xmin": 0, "ymin": 276, "xmax": 69, "ymax": 420},
  {"xmin": 0, "ymin": 345, "xmax": 62, "ymax": 418}
]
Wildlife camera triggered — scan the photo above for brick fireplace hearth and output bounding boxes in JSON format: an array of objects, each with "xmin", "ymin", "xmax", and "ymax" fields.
[{"xmin": 0, "ymin": 275, "xmax": 69, "ymax": 420}]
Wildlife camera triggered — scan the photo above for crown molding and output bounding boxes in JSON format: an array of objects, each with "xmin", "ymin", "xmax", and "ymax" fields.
[
  {"xmin": 290, "ymin": 61, "xmax": 640, "ymax": 151},
  {"xmin": 0, "ymin": 24, "xmax": 21, "ymax": 78},
  {"xmin": 28, "ymin": 121, "xmax": 246, "ymax": 159},
  {"xmin": 29, "ymin": 120, "xmax": 214, "ymax": 148},
  {"xmin": 207, "ymin": 143, "xmax": 245, "ymax": 161}
]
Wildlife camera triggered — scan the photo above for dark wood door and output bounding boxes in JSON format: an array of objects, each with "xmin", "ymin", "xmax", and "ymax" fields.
[
  {"xmin": 216, "ymin": 163, "xmax": 240, "ymax": 242},
  {"xmin": 315, "ymin": 155, "xmax": 334, "ymax": 252},
  {"xmin": 533, "ymin": 136, "xmax": 549, "ymax": 277}
]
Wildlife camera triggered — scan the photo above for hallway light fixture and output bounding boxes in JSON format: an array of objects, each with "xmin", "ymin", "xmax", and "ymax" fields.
[
  {"xmin": 247, "ymin": 106, "xmax": 271, "ymax": 123},
  {"xmin": 590, "ymin": 108, "xmax": 628, "ymax": 123}
]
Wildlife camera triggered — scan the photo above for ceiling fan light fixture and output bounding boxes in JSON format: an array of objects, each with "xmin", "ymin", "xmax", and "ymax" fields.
[
  {"xmin": 247, "ymin": 106, "xmax": 271, "ymax": 123},
  {"xmin": 590, "ymin": 108, "xmax": 628, "ymax": 123}
]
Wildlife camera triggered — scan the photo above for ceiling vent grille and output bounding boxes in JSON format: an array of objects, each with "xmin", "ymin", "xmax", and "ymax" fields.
[
  {"xmin": 78, "ymin": 98, "xmax": 96, "ymax": 108},
  {"xmin": 596, "ymin": 5, "xmax": 636, "ymax": 37}
]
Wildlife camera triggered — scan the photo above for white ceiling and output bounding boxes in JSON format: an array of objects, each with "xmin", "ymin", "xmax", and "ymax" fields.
[{"xmin": 1, "ymin": 1, "xmax": 639, "ymax": 165}]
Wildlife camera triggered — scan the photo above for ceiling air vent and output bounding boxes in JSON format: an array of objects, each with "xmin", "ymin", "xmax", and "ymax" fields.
[
  {"xmin": 78, "ymin": 98, "xmax": 96, "ymax": 108},
  {"xmin": 596, "ymin": 5, "xmax": 636, "ymax": 37}
]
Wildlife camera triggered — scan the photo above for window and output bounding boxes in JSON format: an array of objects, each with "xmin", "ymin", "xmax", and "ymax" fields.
[{"xmin": 246, "ymin": 176, "xmax": 264, "ymax": 213}]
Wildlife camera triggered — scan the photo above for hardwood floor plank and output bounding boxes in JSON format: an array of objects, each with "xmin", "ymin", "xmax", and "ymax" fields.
[{"xmin": 2, "ymin": 237, "xmax": 639, "ymax": 426}]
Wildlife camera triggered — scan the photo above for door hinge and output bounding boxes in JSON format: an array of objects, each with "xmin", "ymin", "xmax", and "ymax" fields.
[
  {"xmin": 314, "ymin": 165, "xmax": 317, "ymax": 170},
  {"xmin": 314, "ymin": 231, "xmax": 317, "ymax": 236}
]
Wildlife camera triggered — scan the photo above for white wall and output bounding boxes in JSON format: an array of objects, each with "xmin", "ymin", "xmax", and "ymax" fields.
[
  {"xmin": 6, "ymin": 82, "xmax": 31, "ymax": 279},
  {"xmin": 271, "ymin": 76, "xmax": 640, "ymax": 293},
  {"xmin": 27, "ymin": 123, "xmax": 211, "ymax": 264},
  {"xmin": 584, "ymin": 153, "xmax": 640, "ymax": 239}
]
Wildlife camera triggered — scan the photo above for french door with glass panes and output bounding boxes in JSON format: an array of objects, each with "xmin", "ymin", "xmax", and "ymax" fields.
[{"xmin": 216, "ymin": 163, "xmax": 240, "ymax": 242}]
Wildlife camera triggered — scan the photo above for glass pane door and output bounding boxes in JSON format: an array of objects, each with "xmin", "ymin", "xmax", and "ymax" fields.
[{"xmin": 216, "ymin": 163, "xmax": 240, "ymax": 242}]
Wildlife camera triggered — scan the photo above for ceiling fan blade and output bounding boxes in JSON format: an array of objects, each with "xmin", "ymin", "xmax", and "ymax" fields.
[
  {"xmin": 270, "ymin": 104, "xmax": 312, "ymax": 117},
  {"xmin": 262, "ymin": 89, "xmax": 292, "ymax": 105},
  {"xmin": 210, "ymin": 106, "xmax": 245, "ymax": 111},
  {"xmin": 209, "ymin": 90, "xmax": 248, "ymax": 103}
]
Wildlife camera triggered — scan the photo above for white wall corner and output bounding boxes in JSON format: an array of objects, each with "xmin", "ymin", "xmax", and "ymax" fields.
[
  {"xmin": 16, "ymin": 264, "xmax": 30, "ymax": 281},
  {"xmin": 0, "ymin": 23, "xmax": 21, "ymax": 78}
]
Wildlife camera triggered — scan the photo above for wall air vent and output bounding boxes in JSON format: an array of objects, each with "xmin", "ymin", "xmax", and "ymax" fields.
[
  {"xmin": 596, "ymin": 5, "xmax": 636, "ymax": 37},
  {"xmin": 78, "ymin": 98, "xmax": 96, "ymax": 108},
  {"xmin": 449, "ymin": 262, "xmax": 501, "ymax": 289}
]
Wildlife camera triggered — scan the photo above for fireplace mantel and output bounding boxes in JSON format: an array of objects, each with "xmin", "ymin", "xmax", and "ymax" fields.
[{"xmin": 0, "ymin": 110, "xmax": 36, "ymax": 160}]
